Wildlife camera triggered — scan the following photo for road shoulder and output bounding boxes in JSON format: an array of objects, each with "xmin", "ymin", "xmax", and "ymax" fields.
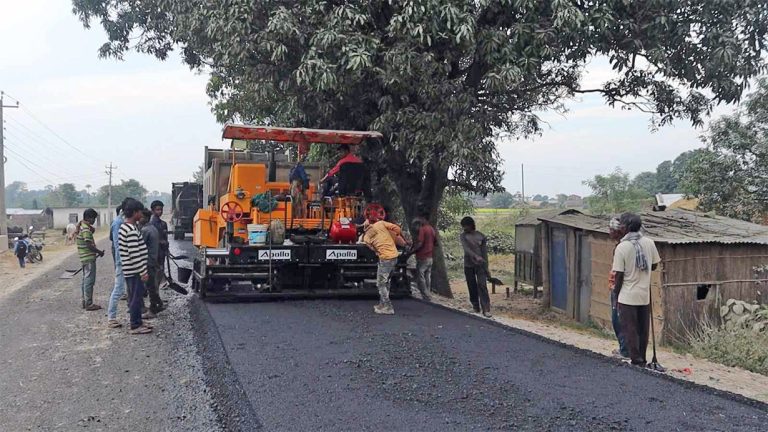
[{"xmin": 0, "ymin": 239, "xmax": 220, "ymax": 431}]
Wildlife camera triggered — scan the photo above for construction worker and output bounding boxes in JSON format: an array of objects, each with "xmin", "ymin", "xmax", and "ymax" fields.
[
  {"xmin": 612, "ymin": 212, "xmax": 661, "ymax": 366},
  {"xmin": 362, "ymin": 214, "xmax": 408, "ymax": 315},
  {"xmin": 460, "ymin": 216, "xmax": 492, "ymax": 317}
]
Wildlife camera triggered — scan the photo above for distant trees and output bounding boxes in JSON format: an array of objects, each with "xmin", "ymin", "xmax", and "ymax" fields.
[
  {"xmin": 6, "ymin": 179, "xmax": 153, "ymax": 209},
  {"xmin": 192, "ymin": 164, "xmax": 204, "ymax": 183},
  {"xmin": 583, "ymin": 168, "xmax": 650, "ymax": 215},
  {"xmin": 489, "ymin": 191, "xmax": 515, "ymax": 209},
  {"xmin": 97, "ymin": 179, "xmax": 148, "ymax": 206}
]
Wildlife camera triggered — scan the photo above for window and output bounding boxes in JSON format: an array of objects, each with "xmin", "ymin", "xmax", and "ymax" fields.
[{"xmin": 696, "ymin": 284, "xmax": 712, "ymax": 301}]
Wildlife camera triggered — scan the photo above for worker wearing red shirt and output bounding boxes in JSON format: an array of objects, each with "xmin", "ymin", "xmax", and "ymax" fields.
[{"xmin": 320, "ymin": 145, "xmax": 362, "ymax": 196}]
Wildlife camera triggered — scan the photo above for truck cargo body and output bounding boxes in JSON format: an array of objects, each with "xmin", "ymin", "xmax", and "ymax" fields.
[{"xmin": 171, "ymin": 182, "xmax": 203, "ymax": 240}]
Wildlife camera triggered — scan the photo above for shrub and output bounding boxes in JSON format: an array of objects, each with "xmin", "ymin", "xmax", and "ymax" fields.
[
  {"xmin": 486, "ymin": 230, "xmax": 515, "ymax": 255},
  {"xmin": 687, "ymin": 318, "xmax": 768, "ymax": 375}
]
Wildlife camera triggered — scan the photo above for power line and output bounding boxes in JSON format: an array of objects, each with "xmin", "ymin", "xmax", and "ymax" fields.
[
  {"xmin": 4, "ymin": 140, "xmax": 106, "ymax": 186},
  {"xmin": 2, "ymin": 129, "xmax": 92, "ymax": 178},
  {"xmin": 2, "ymin": 147, "xmax": 59, "ymax": 186},
  {"xmin": 2, "ymin": 92, "xmax": 102, "ymax": 163},
  {"xmin": 4, "ymin": 115, "xmax": 94, "ymax": 166}
]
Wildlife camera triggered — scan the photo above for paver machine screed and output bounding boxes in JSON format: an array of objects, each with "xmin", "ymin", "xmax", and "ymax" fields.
[{"xmin": 191, "ymin": 124, "xmax": 410, "ymax": 300}]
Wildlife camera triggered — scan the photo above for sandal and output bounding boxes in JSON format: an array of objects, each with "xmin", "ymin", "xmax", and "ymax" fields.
[
  {"xmin": 128, "ymin": 326, "xmax": 153, "ymax": 335},
  {"xmin": 107, "ymin": 320, "xmax": 123, "ymax": 329}
]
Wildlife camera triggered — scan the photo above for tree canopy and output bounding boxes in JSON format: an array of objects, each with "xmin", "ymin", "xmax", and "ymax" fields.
[
  {"xmin": 97, "ymin": 179, "xmax": 148, "ymax": 206},
  {"xmin": 681, "ymin": 79, "xmax": 768, "ymax": 222},
  {"xmin": 583, "ymin": 168, "xmax": 649, "ymax": 214},
  {"xmin": 72, "ymin": 0, "xmax": 768, "ymax": 294}
]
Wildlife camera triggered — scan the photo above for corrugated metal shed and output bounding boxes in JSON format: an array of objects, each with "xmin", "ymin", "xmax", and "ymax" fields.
[
  {"xmin": 515, "ymin": 209, "xmax": 579, "ymax": 226},
  {"xmin": 538, "ymin": 209, "xmax": 768, "ymax": 245}
]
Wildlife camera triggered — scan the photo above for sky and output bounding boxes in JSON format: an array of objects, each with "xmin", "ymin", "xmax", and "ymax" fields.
[{"xmin": 0, "ymin": 1, "xmax": 739, "ymax": 197}]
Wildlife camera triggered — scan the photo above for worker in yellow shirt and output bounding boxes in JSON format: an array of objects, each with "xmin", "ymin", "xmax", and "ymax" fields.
[{"xmin": 362, "ymin": 215, "xmax": 408, "ymax": 315}]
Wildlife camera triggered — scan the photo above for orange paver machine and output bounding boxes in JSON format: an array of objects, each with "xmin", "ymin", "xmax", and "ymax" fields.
[{"xmin": 191, "ymin": 124, "xmax": 410, "ymax": 300}]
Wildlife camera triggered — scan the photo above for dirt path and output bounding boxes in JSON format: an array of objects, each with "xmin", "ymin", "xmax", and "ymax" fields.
[
  {"xmin": 0, "ymin": 238, "xmax": 219, "ymax": 431},
  {"xmin": 436, "ymin": 282, "xmax": 768, "ymax": 404}
]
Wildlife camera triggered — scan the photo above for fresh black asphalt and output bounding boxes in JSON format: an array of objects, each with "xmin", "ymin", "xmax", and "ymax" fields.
[{"xmin": 200, "ymin": 298, "xmax": 768, "ymax": 431}]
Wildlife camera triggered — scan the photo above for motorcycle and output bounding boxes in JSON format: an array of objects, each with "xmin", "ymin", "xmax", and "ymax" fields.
[
  {"xmin": 26, "ymin": 238, "xmax": 44, "ymax": 263},
  {"xmin": 25, "ymin": 227, "xmax": 44, "ymax": 263}
]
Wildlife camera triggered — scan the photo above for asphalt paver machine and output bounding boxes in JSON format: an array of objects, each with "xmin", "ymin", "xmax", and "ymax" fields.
[{"xmin": 191, "ymin": 124, "xmax": 410, "ymax": 300}]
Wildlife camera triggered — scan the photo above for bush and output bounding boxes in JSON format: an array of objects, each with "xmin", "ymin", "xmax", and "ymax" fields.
[
  {"xmin": 687, "ymin": 318, "xmax": 768, "ymax": 375},
  {"xmin": 485, "ymin": 230, "xmax": 515, "ymax": 255}
]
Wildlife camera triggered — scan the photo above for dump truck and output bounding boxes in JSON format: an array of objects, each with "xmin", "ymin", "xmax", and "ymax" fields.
[
  {"xmin": 171, "ymin": 182, "xmax": 203, "ymax": 240},
  {"xmin": 191, "ymin": 125, "xmax": 410, "ymax": 300}
]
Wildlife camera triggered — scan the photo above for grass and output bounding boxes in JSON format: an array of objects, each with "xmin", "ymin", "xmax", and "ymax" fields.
[{"xmin": 687, "ymin": 319, "xmax": 768, "ymax": 375}]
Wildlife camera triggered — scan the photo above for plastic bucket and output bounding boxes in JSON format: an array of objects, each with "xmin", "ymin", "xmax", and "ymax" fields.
[
  {"xmin": 177, "ymin": 267, "xmax": 193, "ymax": 284},
  {"xmin": 248, "ymin": 224, "xmax": 269, "ymax": 245}
]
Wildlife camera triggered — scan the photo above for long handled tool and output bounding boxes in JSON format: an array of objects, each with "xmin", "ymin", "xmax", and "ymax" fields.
[
  {"xmin": 59, "ymin": 267, "xmax": 83, "ymax": 279},
  {"xmin": 164, "ymin": 254, "xmax": 189, "ymax": 295},
  {"xmin": 647, "ymin": 286, "xmax": 665, "ymax": 372}
]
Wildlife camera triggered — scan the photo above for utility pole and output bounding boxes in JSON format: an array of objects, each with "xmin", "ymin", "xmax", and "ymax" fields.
[
  {"xmin": 521, "ymin": 163, "xmax": 525, "ymax": 204},
  {"xmin": 0, "ymin": 91, "xmax": 20, "ymax": 246},
  {"xmin": 105, "ymin": 163, "xmax": 116, "ymax": 219}
]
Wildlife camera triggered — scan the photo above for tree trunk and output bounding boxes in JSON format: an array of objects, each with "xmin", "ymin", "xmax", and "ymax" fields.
[{"xmin": 391, "ymin": 159, "xmax": 453, "ymax": 298}]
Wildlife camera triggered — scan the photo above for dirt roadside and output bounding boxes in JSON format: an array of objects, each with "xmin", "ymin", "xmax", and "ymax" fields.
[
  {"xmin": 0, "ymin": 238, "xmax": 220, "ymax": 431},
  {"xmin": 435, "ymin": 282, "xmax": 768, "ymax": 404}
]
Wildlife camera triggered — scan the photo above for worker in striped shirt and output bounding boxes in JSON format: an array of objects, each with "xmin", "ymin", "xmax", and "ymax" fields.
[
  {"xmin": 118, "ymin": 200, "xmax": 152, "ymax": 335},
  {"xmin": 77, "ymin": 208, "xmax": 105, "ymax": 311}
]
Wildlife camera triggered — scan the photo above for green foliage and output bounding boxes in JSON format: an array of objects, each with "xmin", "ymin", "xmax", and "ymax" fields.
[
  {"xmin": 631, "ymin": 171, "xmax": 657, "ymax": 196},
  {"xmin": 680, "ymin": 79, "xmax": 768, "ymax": 222},
  {"xmin": 437, "ymin": 189, "xmax": 474, "ymax": 231},
  {"xmin": 583, "ymin": 168, "xmax": 651, "ymax": 214},
  {"xmin": 485, "ymin": 230, "xmax": 515, "ymax": 254},
  {"xmin": 687, "ymin": 317, "xmax": 768, "ymax": 376},
  {"xmin": 72, "ymin": 0, "xmax": 768, "ymax": 211},
  {"xmin": 97, "ymin": 179, "xmax": 148, "ymax": 206}
]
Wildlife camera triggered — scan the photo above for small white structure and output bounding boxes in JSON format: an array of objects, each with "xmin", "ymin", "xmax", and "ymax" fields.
[{"xmin": 51, "ymin": 207, "xmax": 113, "ymax": 229}]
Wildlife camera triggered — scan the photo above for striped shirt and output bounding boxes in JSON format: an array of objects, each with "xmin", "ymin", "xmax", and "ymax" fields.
[
  {"xmin": 77, "ymin": 222, "xmax": 97, "ymax": 263},
  {"xmin": 118, "ymin": 222, "xmax": 148, "ymax": 276}
]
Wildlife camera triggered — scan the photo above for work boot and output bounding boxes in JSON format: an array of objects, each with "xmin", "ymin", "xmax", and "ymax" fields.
[
  {"xmin": 374, "ymin": 303, "xmax": 395, "ymax": 315},
  {"xmin": 85, "ymin": 304, "xmax": 102, "ymax": 311}
]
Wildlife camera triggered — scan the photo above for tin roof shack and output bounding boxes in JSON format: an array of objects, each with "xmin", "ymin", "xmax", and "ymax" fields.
[
  {"xmin": 538, "ymin": 210, "xmax": 768, "ymax": 343},
  {"xmin": 514, "ymin": 209, "xmax": 577, "ymax": 298},
  {"xmin": 6, "ymin": 208, "xmax": 53, "ymax": 232}
]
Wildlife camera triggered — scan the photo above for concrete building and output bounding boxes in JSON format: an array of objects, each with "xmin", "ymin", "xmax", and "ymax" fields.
[{"xmin": 50, "ymin": 207, "xmax": 113, "ymax": 229}]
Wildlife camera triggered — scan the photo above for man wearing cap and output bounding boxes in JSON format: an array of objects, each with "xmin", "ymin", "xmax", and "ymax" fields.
[{"xmin": 362, "ymin": 214, "xmax": 407, "ymax": 315}]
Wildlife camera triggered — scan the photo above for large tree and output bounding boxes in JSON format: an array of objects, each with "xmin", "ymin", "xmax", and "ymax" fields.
[
  {"xmin": 73, "ymin": 0, "xmax": 768, "ymax": 295},
  {"xmin": 681, "ymin": 79, "xmax": 768, "ymax": 222}
]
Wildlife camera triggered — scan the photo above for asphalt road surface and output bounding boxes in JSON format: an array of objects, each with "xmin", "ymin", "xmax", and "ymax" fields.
[{"xmin": 175, "ymin": 239, "xmax": 768, "ymax": 431}]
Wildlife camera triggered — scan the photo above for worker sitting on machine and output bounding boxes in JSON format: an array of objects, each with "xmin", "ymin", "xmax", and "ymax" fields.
[
  {"xmin": 362, "ymin": 209, "xmax": 408, "ymax": 315},
  {"xmin": 320, "ymin": 144, "xmax": 362, "ymax": 197},
  {"xmin": 289, "ymin": 154, "xmax": 310, "ymax": 218}
]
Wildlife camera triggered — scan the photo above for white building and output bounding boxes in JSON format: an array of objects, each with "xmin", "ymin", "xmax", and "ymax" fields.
[{"xmin": 51, "ymin": 207, "xmax": 114, "ymax": 229}]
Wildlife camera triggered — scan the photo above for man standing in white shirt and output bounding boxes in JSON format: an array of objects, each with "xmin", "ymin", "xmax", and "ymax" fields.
[{"xmin": 612, "ymin": 212, "xmax": 661, "ymax": 367}]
